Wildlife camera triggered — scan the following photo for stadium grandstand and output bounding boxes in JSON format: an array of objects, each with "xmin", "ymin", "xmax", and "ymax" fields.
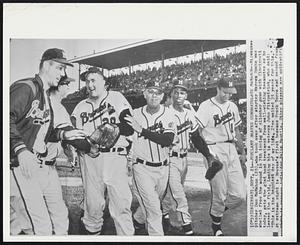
[{"xmin": 63, "ymin": 39, "xmax": 246, "ymax": 115}]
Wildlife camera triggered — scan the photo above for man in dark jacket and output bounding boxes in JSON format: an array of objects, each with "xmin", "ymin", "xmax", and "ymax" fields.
[{"xmin": 10, "ymin": 48, "xmax": 93, "ymax": 235}]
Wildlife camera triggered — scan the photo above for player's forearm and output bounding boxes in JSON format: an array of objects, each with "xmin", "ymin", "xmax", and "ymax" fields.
[
  {"xmin": 190, "ymin": 130, "xmax": 212, "ymax": 160},
  {"xmin": 62, "ymin": 139, "xmax": 91, "ymax": 153},
  {"xmin": 49, "ymin": 126, "xmax": 91, "ymax": 153},
  {"xmin": 118, "ymin": 108, "xmax": 134, "ymax": 136},
  {"xmin": 140, "ymin": 130, "xmax": 174, "ymax": 147}
]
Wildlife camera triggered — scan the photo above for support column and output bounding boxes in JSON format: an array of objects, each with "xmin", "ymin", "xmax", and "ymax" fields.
[
  {"xmin": 201, "ymin": 45, "xmax": 204, "ymax": 80},
  {"xmin": 161, "ymin": 53, "xmax": 165, "ymax": 82},
  {"xmin": 78, "ymin": 63, "xmax": 81, "ymax": 91}
]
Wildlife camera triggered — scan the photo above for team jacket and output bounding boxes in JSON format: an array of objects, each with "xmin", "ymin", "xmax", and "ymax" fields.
[{"xmin": 10, "ymin": 75, "xmax": 57, "ymax": 159}]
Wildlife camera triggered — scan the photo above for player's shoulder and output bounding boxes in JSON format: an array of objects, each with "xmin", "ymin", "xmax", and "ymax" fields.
[
  {"xmin": 185, "ymin": 107, "xmax": 196, "ymax": 117},
  {"xmin": 73, "ymin": 99, "xmax": 89, "ymax": 110},
  {"xmin": 107, "ymin": 90, "xmax": 126, "ymax": 100},
  {"xmin": 10, "ymin": 77, "xmax": 36, "ymax": 92},
  {"xmin": 161, "ymin": 106, "xmax": 176, "ymax": 119},
  {"xmin": 198, "ymin": 98, "xmax": 212, "ymax": 109},
  {"xmin": 132, "ymin": 105, "xmax": 145, "ymax": 116},
  {"xmin": 228, "ymin": 100, "xmax": 239, "ymax": 111}
]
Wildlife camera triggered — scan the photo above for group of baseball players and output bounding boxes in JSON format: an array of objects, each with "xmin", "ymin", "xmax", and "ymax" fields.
[{"xmin": 10, "ymin": 47, "xmax": 247, "ymax": 237}]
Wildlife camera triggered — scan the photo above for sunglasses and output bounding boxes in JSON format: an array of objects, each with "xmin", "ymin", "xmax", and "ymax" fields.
[{"xmin": 147, "ymin": 89, "xmax": 163, "ymax": 95}]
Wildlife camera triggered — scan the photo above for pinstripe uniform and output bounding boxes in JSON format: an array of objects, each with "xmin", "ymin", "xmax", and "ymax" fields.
[
  {"xmin": 71, "ymin": 90, "xmax": 134, "ymax": 235},
  {"xmin": 131, "ymin": 105, "xmax": 176, "ymax": 236},
  {"xmin": 162, "ymin": 105, "xmax": 198, "ymax": 229},
  {"xmin": 195, "ymin": 97, "xmax": 246, "ymax": 218}
]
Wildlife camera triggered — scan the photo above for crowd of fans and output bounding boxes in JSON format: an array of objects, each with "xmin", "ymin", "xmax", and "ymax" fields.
[{"xmin": 107, "ymin": 52, "xmax": 246, "ymax": 95}]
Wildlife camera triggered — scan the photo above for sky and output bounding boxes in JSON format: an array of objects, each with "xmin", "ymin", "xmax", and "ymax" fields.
[
  {"xmin": 10, "ymin": 39, "xmax": 246, "ymax": 92},
  {"xmin": 10, "ymin": 39, "xmax": 145, "ymax": 91}
]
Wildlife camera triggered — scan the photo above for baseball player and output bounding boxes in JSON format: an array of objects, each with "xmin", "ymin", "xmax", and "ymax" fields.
[
  {"xmin": 71, "ymin": 67, "xmax": 134, "ymax": 235},
  {"xmin": 10, "ymin": 75, "xmax": 83, "ymax": 235},
  {"xmin": 10, "ymin": 48, "xmax": 95, "ymax": 235},
  {"xmin": 161, "ymin": 80, "xmax": 223, "ymax": 235},
  {"xmin": 195, "ymin": 78, "xmax": 247, "ymax": 236},
  {"xmin": 124, "ymin": 81, "xmax": 176, "ymax": 236}
]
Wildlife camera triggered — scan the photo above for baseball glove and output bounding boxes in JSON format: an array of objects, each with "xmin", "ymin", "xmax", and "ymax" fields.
[
  {"xmin": 205, "ymin": 155, "xmax": 223, "ymax": 181},
  {"xmin": 87, "ymin": 123, "xmax": 120, "ymax": 149}
]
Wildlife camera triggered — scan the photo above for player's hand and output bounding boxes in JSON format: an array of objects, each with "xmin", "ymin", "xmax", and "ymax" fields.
[
  {"xmin": 17, "ymin": 150, "xmax": 39, "ymax": 179},
  {"xmin": 63, "ymin": 129, "xmax": 87, "ymax": 140},
  {"xmin": 87, "ymin": 143, "xmax": 101, "ymax": 158},
  {"xmin": 124, "ymin": 115, "xmax": 142, "ymax": 134}
]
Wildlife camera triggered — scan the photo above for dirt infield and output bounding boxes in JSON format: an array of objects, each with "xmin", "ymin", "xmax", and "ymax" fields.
[{"xmin": 57, "ymin": 153, "xmax": 247, "ymax": 236}]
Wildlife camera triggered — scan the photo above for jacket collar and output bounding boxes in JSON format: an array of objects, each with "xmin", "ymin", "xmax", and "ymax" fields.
[{"xmin": 34, "ymin": 74, "xmax": 44, "ymax": 90}]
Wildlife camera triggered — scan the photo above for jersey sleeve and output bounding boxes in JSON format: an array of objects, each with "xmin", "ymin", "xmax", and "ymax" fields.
[
  {"xmin": 52, "ymin": 99, "xmax": 72, "ymax": 129},
  {"xmin": 115, "ymin": 92, "xmax": 132, "ymax": 114},
  {"xmin": 232, "ymin": 103, "xmax": 242, "ymax": 127},
  {"xmin": 195, "ymin": 101, "xmax": 209, "ymax": 128},
  {"xmin": 71, "ymin": 103, "xmax": 82, "ymax": 129},
  {"xmin": 163, "ymin": 109, "xmax": 176, "ymax": 134}
]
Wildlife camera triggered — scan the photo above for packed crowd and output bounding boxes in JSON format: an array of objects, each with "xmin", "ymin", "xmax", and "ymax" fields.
[{"xmin": 107, "ymin": 52, "xmax": 246, "ymax": 94}]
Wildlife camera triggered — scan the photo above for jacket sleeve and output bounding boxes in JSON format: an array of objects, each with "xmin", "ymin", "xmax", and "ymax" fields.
[
  {"xmin": 117, "ymin": 108, "xmax": 134, "ymax": 136},
  {"xmin": 10, "ymin": 83, "xmax": 34, "ymax": 157},
  {"xmin": 48, "ymin": 126, "xmax": 91, "ymax": 153},
  {"xmin": 140, "ymin": 130, "xmax": 174, "ymax": 147},
  {"xmin": 190, "ymin": 129, "xmax": 212, "ymax": 160}
]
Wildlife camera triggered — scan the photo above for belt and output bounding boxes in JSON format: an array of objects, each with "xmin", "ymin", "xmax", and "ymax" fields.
[
  {"xmin": 99, "ymin": 147, "xmax": 125, "ymax": 153},
  {"xmin": 171, "ymin": 151, "xmax": 188, "ymax": 158},
  {"xmin": 207, "ymin": 140, "xmax": 235, "ymax": 145},
  {"xmin": 38, "ymin": 159, "xmax": 56, "ymax": 166},
  {"xmin": 135, "ymin": 158, "xmax": 168, "ymax": 167}
]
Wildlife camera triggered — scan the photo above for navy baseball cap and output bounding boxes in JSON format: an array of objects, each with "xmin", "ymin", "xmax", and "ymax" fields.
[
  {"xmin": 145, "ymin": 80, "xmax": 163, "ymax": 92},
  {"xmin": 217, "ymin": 78, "xmax": 237, "ymax": 94},
  {"xmin": 41, "ymin": 48, "xmax": 74, "ymax": 67},
  {"xmin": 80, "ymin": 67, "xmax": 104, "ymax": 81},
  {"xmin": 172, "ymin": 79, "xmax": 188, "ymax": 91}
]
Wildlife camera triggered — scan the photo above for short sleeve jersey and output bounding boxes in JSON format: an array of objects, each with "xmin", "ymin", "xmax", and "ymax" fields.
[
  {"xmin": 44, "ymin": 95, "xmax": 74, "ymax": 161},
  {"xmin": 72, "ymin": 90, "xmax": 132, "ymax": 148},
  {"xmin": 195, "ymin": 97, "xmax": 241, "ymax": 144},
  {"xmin": 132, "ymin": 105, "xmax": 176, "ymax": 163},
  {"xmin": 169, "ymin": 105, "xmax": 198, "ymax": 152}
]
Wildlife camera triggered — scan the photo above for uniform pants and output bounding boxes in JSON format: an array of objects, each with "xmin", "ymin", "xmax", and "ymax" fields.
[
  {"xmin": 207, "ymin": 143, "xmax": 247, "ymax": 217},
  {"xmin": 80, "ymin": 153, "xmax": 134, "ymax": 235},
  {"xmin": 162, "ymin": 156, "xmax": 192, "ymax": 225},
  {"xmin": 10, "ymin": 165, "xmax": 69, "ymax": 235},
  {"xmin": 132, "ymin": 163, "xmax": 169, "ymax": 236}
]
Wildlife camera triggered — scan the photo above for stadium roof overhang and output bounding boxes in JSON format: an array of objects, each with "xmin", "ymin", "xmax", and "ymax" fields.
[{"xmin": 69, "ymin": 39, "xmax": 246, "ymax": 70}]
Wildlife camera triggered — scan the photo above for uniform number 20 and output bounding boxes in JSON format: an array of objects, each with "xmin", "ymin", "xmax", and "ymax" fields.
[{"xmin": 102, "ymin": 117, "xmax": 116, "ymax": 124}]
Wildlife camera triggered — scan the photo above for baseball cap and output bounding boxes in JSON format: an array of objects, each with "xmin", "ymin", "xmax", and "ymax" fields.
[
  {"xmin": 80, "ymin": 67, "xmax": 103, "ymax": 81},
  {"xmin": 41, "ymin": 48, "xmax": 74, "ymax": 67},
  {"xmin": 58, "ymin": 75, "xmax": 75, "ymax": 86},
  {"xmin": 172, "ymin": 79, "xmax": 188, "ymax": 91},
  {"xmin": 217, "ymin": 78, "xmax": 237, "ymax": 94},
  {"xmin": 145, "ymin": 80, "xmax": 163, "ymax": 93}
]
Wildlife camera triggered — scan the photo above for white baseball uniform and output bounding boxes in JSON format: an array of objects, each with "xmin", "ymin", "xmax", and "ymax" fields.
[
  {"xmin": 71, "ymin": 90, "xmax": 134, "ymax": 235},
  {"xmin": 131, "ymin": 105, "xmax": 176, "ymax": 236},
  {"xmin": 162, "ymin": 105, "xmax": 198, "ymax": 227},
  {"xmin": 10, "ymin": 94, "xmax": 71, "ymax": 235},
  {"xmin": 195, "ymin": 97, "xmax": 246, "ymax": 217}
]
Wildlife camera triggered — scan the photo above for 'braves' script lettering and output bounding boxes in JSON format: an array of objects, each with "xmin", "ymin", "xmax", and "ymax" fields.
[
  {"xmin": 213, "ymin": 112, "xmax": 234, "ymax": 127},
  {"xmin": 26, "ymin": 100, "xmax": 50, "ymax": 125}
]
